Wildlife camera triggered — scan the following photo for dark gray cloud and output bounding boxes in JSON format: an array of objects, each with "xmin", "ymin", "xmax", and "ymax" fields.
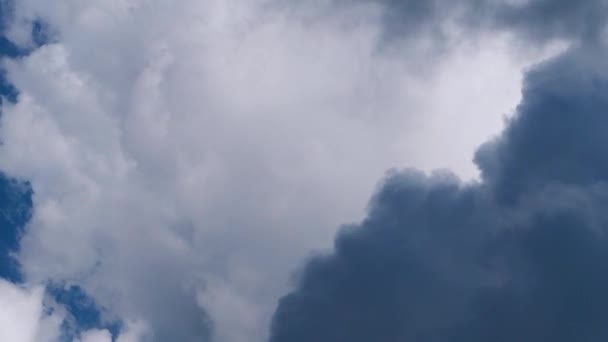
[
  {"xmin": 476, "ymin": 45, "xmax": 608, "ymax": 203},
  {"xmin": 489, "ymin": 0, "xmax": 608, "ymax": 43},
  {"xmin": 268, "ymin": 40, "xmax": 608, "ymax": 341},
  {"xmin": 343, "ymin": 0, "xmax": 608, "ymax": 45}
]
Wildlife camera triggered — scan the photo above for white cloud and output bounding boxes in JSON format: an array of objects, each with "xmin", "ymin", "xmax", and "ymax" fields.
[
  {"xmin": 0, "ymin": 279, "xmax": 148, "ymax": 342},
  {"xmin": 78, "ymin": 329, "xmax": 113, "ymax": 342},
  {"xmin": 78, "ymin": 325, "xmax": 148, "ymax": 342},
  {"xmin": 77, "ymin": 321, "xmax": 148, "ymax": 342},
  {"xmin": 0, "ymin": 280, "xmax": 62, "ymax": 342},
  {"xmin": 0, "ymin": 1, "xmax": 558, "ymax": 341}
]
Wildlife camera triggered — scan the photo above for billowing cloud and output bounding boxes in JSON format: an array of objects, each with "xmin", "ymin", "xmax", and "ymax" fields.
[
  {"xmin": 78, "ymin": 330, "xmax": 113, "ymax": 342},
  {"xmin": 77, "ymin": 322, "xmax": 148, "ymax": 342},
  {"xmin": 269, "ymin": 43, "xmax": 608, "ymax": 341},
  {"xmin": 344, "ymin": 0, "xmax": 608, "ymax": 45},
  {"xmin": 0, "ymin": 279, "xmax": 143, "ymax": 342},
  {"xmin": 0, "ymin": 0, "xmax": 601, "ymax": 341},
  {"xmin": 0, "ymin": 279, "xmax": 62, "ymax": 342}
]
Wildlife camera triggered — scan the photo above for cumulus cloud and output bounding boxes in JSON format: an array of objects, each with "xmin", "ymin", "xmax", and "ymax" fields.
[
  {"xmin": 78, "ymin": 330, "xmax": 113, "ymax": 342},
  {"xmin": 0, "ymin": 279, "xmax": 61, "ymax": 342},
  {"xmin": 0, "ymin": 279, "xmax": 142, "ymax": 342},
  {"xmin": 0, "ymin": 0, "xmax": 593, "ymax": 341},
  {"xmin": 269, "ymin": 42, "xmax": 608, "ymax": 341},
  {"xmin": 77, "ymin": 322, "xmax": 148, "ymax": 342}
]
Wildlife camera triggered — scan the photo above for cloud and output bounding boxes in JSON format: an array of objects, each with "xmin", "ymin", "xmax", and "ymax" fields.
[
  {"xmin": 78, "ymin": 330, "xmax": 113, "ymax": 342},
  {"xmin": 0, "ymin": 279, "xmax": 62, "ymax": 342},
  {"xmin": 0, "ymin": 279, "xmax": 148, "ymax": 342},
  {"xmin": 342, "ymin": 0, "xmax": 608, "ymax": 45},
  {"xmin": 486, "ymin": 0, "xmax": 608, "ymax": 43},
  {"xmin": 476, "ymin": 44, "xmax": 608, "ymax": 202},
  {"xmin": 47, "ymin": 284, "xmax": 123, "ymax": 339},
  {"xmin": 269, "ymin": 43, "xmax": 608, "ymax": 341},
  {"xmin": 77, "ymin": 321, "xmax": 148, "ymax": 342},
  {"xmin": 0, "ymin": 0, "xmax": 578, "ymax": 341}
]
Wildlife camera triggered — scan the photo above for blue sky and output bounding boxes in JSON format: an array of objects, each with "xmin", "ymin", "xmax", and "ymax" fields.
[
  {"xmin": 1, "ymin": 1, "xmax": 607, "ymax": 342},
  {"xmin": 0, "ymin": 0, "xmax": 29, "ymax": 290}
]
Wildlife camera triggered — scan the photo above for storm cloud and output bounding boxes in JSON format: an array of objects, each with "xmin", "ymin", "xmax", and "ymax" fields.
[{"xmin": 269, "ymin": 38, "xmax": 608, "ymax": 342}]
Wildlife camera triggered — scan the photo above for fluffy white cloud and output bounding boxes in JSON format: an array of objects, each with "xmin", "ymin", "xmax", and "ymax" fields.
[
  {"xmin": 77, "ymin": 322, "xmax": 147, "ymax": 342},
  {"xmin": 78, "ymin": 329, "xmax": 113, "ymax": 342},
  {"xmin": 0, "ymin": 0, "xmax": 559, "ymax": 341},
  {"xmin": 0, "ymin": 280, "xmax": 143, "ymax": 342},
  {"xmin": 0, "ymin": 280, "xmax": 62, "ymax": 342}
]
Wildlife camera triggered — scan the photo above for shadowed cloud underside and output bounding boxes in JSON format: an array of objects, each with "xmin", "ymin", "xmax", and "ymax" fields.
[{"xmin": 269, "ymin": 46, "xmax": 608, "ymax": 342}]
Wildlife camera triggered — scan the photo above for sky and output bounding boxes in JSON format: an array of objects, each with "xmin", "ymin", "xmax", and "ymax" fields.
[{"xmin": 0, "ymin": 0, "xmax": 606, "ymax": 341}]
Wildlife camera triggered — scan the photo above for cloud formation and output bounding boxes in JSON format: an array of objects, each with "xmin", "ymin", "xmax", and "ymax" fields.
[
  {"xmin": 348, "ymin": 0, "xmax": 608, "ymax": 44},
  {"xmin": 0, "ymin": 279, "xmax": 61, "ymax": 342},
  {"xmin": 0, "ymin": 0, "xmax": 603, "ymax": 341},
  {"xmin": 0, "ymin": 1, "xmax": 542, "ymax": 340},
  {"xmin": 269, "ymin": 43, "xmax": 608, "ymax": 341},
  {"xmin": 0, "ymin": 279, "xmax": 143, "ymax": 342}
]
